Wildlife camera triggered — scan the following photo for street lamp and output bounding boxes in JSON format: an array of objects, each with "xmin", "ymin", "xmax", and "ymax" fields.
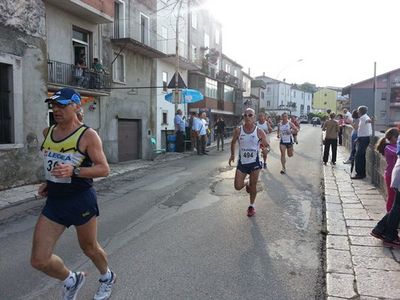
[{"xmin": 275, "ymin": 58, "xmax": 304, "ymax": 80}]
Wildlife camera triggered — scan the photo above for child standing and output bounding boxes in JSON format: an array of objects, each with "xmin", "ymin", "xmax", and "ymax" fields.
[{"xmin": 376, "ymin": 128, "xmax": 399, "ymax": 212}]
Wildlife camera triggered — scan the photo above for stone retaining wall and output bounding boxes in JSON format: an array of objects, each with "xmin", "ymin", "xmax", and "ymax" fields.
[{"xmin": 342, "ymin": 125, "xmax": 386, "ymax": 196}]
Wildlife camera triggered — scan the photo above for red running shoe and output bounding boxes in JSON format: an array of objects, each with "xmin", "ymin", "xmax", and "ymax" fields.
[{"xmin": 247, "ymin": 206, "xmax": 255, "ymax": 217}]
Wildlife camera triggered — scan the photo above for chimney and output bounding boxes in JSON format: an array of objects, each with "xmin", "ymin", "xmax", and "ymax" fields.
[
  {"xmin": 263, "ymin": 72, "xmax": 265, "ymax": 76},
  {"xmin": 248, "ymin": 68, "xmax": 250, "ymax": 76}
]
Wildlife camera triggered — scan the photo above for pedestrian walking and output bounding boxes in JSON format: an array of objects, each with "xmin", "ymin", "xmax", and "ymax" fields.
[
  {"xmin": 371, "ymin": 133, "xmax": 400, "ymax": 249},
  {"xmin": 214, "ymin": 116, "xmax": 225, "ymax": 151},
  {"xmin": 229, "ymin": 108, "xmax": 269, "ymax": 217},
  {"xmin": 30, "ymin": 88, "xmax": 116, "ymax": 300},
  {"xmin": 277, "ymin": 112, "xmax": 298, "ymax": 174},
  {"xmin": 376, "ymin": 127, "xmax": 399, "ymax": 212},
  {"xmin": 322, "ymin": 112, "xmax": 339, "ymax": 165},
  {"xmin": 351, "ymin": 105, "xmax": 373, "ymax": 179}
]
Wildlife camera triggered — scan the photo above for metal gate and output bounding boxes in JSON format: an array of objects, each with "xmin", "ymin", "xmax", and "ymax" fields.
[{"xmin": 118, "ymin": 119, "xmax": 140, "ymax": 161}]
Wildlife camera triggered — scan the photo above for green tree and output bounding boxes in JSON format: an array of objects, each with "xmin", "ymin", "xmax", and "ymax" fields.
[{"xmin": 299, "ymin": 82, "xmax": 318, "ymax": 93}]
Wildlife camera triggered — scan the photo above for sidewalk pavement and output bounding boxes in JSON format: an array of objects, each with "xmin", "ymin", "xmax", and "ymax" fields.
[{"xmin": 324, "ymin": 145, "xmax": 400, "ymax": 299}]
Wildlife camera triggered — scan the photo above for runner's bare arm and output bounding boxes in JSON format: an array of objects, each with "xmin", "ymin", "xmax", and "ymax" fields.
[
  {"xmin": 78, "ymin": 128, "xmax": 110, "ymax": 178},
  {"xmin": 257, "ymin": 128, "xmax": 269, "ymax": 148},
  {"xmin": 229, "ymin": 127, "xmax": 240, "ymax": 166},
  {"xmin": 38, "ymin": 127, "xmax": 50, "ymax": 196}
]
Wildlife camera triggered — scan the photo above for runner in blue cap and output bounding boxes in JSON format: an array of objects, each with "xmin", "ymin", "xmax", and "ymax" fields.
[{"xmin": 30, "ymin": 88, "xmax": 116, "ymax": 300}]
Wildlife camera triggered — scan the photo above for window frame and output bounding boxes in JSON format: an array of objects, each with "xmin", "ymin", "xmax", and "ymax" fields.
[
  {"xmin": 0, "ymin": 55, "xmax": 23, "ymax": 148},
  {"xmin": 113, "ymin": 52, "xmax": 126, "ymax": 84}
]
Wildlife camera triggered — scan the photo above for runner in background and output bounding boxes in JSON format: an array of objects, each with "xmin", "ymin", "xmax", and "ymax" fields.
[{"xmin": 256, "ymin": 112, "xmax": 272, "ymax": 169}]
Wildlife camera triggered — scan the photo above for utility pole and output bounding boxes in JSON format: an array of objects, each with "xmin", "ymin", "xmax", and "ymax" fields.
[
  {"xmin": 371, "ymin": 62, "xmax": 377, "ymax": 184},
  {"xmin": 174, "ymin": 0, "xmax": 183, "ymax": 112}
]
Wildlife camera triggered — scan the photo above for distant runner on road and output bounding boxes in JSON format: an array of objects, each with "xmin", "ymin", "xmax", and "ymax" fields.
[
  {"xmin": 256, "ymin": 112, "xmax": 273, "ymax": 169},
  {"xmin": 277, "ymin": 112, "xmax": 298, "ymax": 174}
]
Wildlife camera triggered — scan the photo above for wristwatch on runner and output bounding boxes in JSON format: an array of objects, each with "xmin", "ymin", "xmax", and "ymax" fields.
[{"xmin": 72, "ymin": 166, "xmax": 81, "ymax": 177}]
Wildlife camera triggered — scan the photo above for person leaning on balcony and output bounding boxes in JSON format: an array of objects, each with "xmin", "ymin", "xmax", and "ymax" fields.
[
  {"xmin": 74, "ymin": 58, "xmax": 87, "ymax": 87},
  {"xmin": 92, "ymin": 58, "xmax": 107, "ymax": 74},
  {"xmin": 351, "ymin": 105, "xmax": 373, "ymax": 179}
]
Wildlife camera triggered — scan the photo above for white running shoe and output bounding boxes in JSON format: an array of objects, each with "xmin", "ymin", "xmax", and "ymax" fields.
[
  {"xmin": 62, "ymin": 272, "xmax": 86, "ymax": 300},
  {"xmin": 94, "ymin": 271, "xmax": 116, "ymax": 300}
]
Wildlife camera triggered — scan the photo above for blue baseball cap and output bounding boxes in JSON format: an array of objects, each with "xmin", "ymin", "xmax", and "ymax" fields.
[{"xmin": 46, "ymin": 88, "xmax": 81, "ymax": 105}]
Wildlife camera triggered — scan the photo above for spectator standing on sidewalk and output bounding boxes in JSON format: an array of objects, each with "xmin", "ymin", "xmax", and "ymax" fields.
[
  {"xmin": 337, "ymin": 114, "xmax": 345, "ymax": 146},
  {"xmin": 322, "ymin": 112, "xmax": 339, "ymax": 165},
  {"xmin": 343, "ymin": 108, "xmax": 353, "ymax": 124},
  {"xmin": 371, "ymin": 133, "xmax": 400, "ymax": 248},
  {"xmin": 351, "ymin": 105, "xmax": 373, "ymax": 179},
  {"xmin": 344, "ymin": 109, "xmax": 359, "ymax": 164},
  {"xmin": 174, "ymin": 109, "xmax": 185, "ymax": 152},
  {"xmin": 189, "ymin": 112, "xmax": 197, "ymax": 152},
  {"xmin": 376, "ymin": 127, "xmax": 399, "ymax": 212},
  {"xmin": 196, "ymin": 111, "xmax": 207, "ymax": 155},
  {"xmin": 214, "ymin": 116, "xmax": 225, "ymax": 151},
  {"xmin": 30, "ymin": 88, "xmax": 116, "ymax": 300}
]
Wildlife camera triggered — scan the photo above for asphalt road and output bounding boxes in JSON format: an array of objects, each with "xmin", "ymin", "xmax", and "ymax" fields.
[{"xmin": 0, "ymin": 124, "xmax": 325, "ymax": 300}]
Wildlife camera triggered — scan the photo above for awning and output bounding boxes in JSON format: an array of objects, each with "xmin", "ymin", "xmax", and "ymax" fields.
[{"xmin": 164, "ymin": 89, "xmax": 204, "ymax": 104}]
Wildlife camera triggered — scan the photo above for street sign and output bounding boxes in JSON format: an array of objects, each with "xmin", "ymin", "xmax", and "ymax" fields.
[{"xmin": 167, "ymin": 72, "xmax": 187, "ymax": 89}]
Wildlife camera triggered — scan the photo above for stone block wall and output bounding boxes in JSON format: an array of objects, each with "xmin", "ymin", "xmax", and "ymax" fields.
[{"xmin": 342, "ymin": 125, "xmax": 387, "ymax": 197}]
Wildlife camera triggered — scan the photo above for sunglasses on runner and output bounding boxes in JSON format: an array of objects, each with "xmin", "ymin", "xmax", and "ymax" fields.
[
  {"xmin": 244, "ymin": 114, "xmax": 253, "ymax": 117},
  {"xmin": 48, "ymin": 101, "xmax": 73, "ymax": 109}
]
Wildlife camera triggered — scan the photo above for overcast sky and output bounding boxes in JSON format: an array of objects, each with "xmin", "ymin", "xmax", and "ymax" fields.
[{"xmin": 204, "ymin": 0, "xmax": 400, "ymax": 88}]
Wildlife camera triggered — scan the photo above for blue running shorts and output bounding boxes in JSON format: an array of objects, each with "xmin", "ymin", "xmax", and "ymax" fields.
[
  {"xmin": 237, "ymin": 160, "xmax": 262, "ymax": 174},
  {"xmin": 42, "ymin": 187, "xmax": 99, "ymax": 227}
]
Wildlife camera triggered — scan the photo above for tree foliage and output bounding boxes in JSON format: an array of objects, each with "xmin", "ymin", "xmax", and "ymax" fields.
[{"xmin": 298, "ymin": 82, "xmax": 318, "ymax": 93}]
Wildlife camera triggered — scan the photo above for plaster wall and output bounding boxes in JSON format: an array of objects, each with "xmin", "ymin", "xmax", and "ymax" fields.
[
  {"xmin": 102, "ymin": 50, "xmax": 154, "ymax": 162},
  {"xmin": 0, "ymin": 0, "xmax": 47, "ymax": 189}
]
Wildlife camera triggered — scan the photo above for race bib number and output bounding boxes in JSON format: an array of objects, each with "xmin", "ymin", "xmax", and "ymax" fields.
[
  {"xmin": 241, "ymin": 149, "xmax": 257, "ymax": 164},
  {"xmin": 43, "ymin": 150, "xmax": 73, "ymax": 183},
  {"xmin": 281, "ymin": 129, "xmax": 292, "ymax": 143}
]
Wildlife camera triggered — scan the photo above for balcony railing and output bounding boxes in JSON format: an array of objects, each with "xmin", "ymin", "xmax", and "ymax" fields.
[
  {"xmin": 47, "ymin": 60, "xmax": 111, "ymax": 91},
  {"xmin": 112, "ymin": 19, "xmax": 188, "ymax": 59},
  {"xmin": 216, "ymin": 70, "xmax": 239, "ymax": 87}
]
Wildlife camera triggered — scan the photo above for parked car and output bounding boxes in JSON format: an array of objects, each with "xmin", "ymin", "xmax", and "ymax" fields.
[
  {"xmin": 312, "ymin": 117, "xmax": 321, "ymax": 126},
  {"xmin": 299, "ymin": 117, "xmax": 309, "ymax": 124}
]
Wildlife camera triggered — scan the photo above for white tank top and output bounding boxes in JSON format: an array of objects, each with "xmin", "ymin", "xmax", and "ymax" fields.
[
  {"xmin": 256, "ymin": 121, "xmax": 269, "ymax": 133},
  {"xmin": 279, "ymin": 122, "xmax": 293, "ymax": 143},
  {"xmin": 239, "ymin": 125, "xmax": 260, "ymax": 164}
]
